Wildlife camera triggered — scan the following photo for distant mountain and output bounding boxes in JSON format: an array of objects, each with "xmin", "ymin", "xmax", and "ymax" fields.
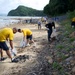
[{"xmin": 8, "ymin": 5, "xmax": 45, "ymax": 16}]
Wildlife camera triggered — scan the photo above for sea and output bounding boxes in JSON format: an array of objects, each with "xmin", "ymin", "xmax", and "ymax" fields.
[{"xmin": 0, "ymin": 16, "xmax": 41, "ymax": 28}]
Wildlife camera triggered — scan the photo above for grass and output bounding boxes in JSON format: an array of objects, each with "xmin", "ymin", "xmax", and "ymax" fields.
[
  {"xmin": 69, "ymin": 37, "xmax": 75, "ymax": 42},
  {"xmin": 56, "ymin": 44, "xmax": 64, "ymax": 50},
  {"xmin": 52, "ymin": 62, "xmax": 62, "ymax": 70}
]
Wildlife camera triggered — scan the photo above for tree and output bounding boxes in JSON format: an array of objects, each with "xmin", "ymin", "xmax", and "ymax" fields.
[{"xmin": 43, "ymin": 0, "xmax": 75, "ymax": 16}]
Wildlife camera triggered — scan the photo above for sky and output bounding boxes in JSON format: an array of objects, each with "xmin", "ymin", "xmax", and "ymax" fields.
[{"xmin": 0, "ymin": 0, "xmax": 49, "ymax": 14}]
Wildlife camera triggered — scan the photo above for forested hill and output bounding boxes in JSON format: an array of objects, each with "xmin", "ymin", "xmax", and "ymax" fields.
[{"xmin": 8, "ymin": 5, "xmax": 45, "ymax": 16}]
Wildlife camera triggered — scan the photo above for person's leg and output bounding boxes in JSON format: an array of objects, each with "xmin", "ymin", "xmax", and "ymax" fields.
[
  {"xmin": 6, "ymin": 50, "xmax": 12, "ymax": 60},
  {"xmin": 47, "ymin": 30, "xmax": 52, "ymax": 42},
  {"xmin": 48, "ymin": 30, "xmax": 50, "ymax": 41},
  {"xmin": 0, "ymin": 48, "xmax": 7, "ymax": 61},
  {"xmin": 29, "ymin": 35, "xmax": 34, "ymax": 43},
  {"xmin": 30, "ymin": 39, "xmax": 34, "ymax": 43},
  {"xmin": 40, "ymin": 25, "xmax": 41, "ymax": 29},
  {"xmin": 27, "ymin": 35, "xmax": 35, "ymax": 46},
  {"xmin": 26, "ymin": 36, "xmax": 30, "ymax": 46},
  {"xmin": 0, "ymin": 48, "xmax": 3, "ymax": 58},
  {"xmin": 0, "ymin": 42, "xmax": 4, "ymax": 59},
  {"xmin": 38, "ymin": 24, "xmax": 39, "ymax": 29},
  {"xmin": 1, "ymin": 42, "xmax": 12, "ymax": 61},
  {"xmin": 27, "ymin": 39, "xmax": 30, "ymax": 44}
]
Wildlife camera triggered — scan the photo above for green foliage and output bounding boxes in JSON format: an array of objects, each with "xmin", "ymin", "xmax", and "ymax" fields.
[
  {"xmin": 52, "ymin": 62, "xmax": 62, "ymax": 70},
  {"xmin": 8, "ymin": 5, "xmax": 45, "ymax": 16},
  {"xmin": 57, "ymin": 52, "xmax": 69, "ymax": 60},
  {"xmin": 69, "ymin": 37, "xmax": 75, "ymax": 42},
  {"xmin": 67, "ymin": 10, "xmax": 75, "ymax": 20},
  {"xmin": 44, "ymin": 0, "xmax": 75, "ymax": 16},
  {"xmin": 56, "ymin": 44, "xmax": 64, "ymax": 50},
  {"xmin": 61, "ymin": 19, "xmax": 75, "ymax": 33}
]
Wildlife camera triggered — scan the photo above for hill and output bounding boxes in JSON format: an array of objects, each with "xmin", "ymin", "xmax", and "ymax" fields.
[{"xmin": 8, "ymin": 5, "xmax": 45, "ymax": 16}]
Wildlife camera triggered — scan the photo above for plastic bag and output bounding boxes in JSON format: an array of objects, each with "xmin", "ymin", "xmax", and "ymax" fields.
[
  {"xmin": 20, "ymin": 40, "xmax": 26, "ymax": 48},
  {"xmin": 51, "ymin": 29, "xmax": 57, "ymax": 38},
  {"xmin": 10, "ymin": 47, "xmax": 17, "ymax": 57}
]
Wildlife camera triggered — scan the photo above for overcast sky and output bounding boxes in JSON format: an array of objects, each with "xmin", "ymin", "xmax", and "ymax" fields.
[{"xmin": 0, "ymin": 0, "xmax": 49, "ymax": 14}]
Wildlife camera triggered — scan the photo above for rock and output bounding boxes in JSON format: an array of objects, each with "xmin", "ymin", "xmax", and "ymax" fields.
[
  {"xmin": 72, "ymin": 67, "xmax": 75, "ymax": 73},
  {"xmin": 66, "ymin": 56, "xmax": 73, "ymax": 61},
  {"xmin": 57, "ymin": 58, "xmax": 62, "ymax": 62},
  {"xmin": 45, "ymin": 56, "xmax": 53, "ymax": 64},
  {"xmin": 13, "ymin": 55, "xmax": 29, "ymax": 63},
  {"xmin": 72, "ymin": 41, "xmax": 75, "ymax": 46},
  {"xmin": 69, "ymin": 31, "xmax": 75, "ymax": 38},
  {"xmin": 52, "ymin": 72, "xmax": 58, "ymax": 75}
]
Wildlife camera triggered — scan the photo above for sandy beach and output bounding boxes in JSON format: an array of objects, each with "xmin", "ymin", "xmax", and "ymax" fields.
[{"xmin": 0, "ymin": 22, "xmax": 59, "ymax": 75}]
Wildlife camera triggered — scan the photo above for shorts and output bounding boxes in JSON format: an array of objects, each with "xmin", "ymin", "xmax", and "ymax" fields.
[
  {"xmin": 0, "ymin": 41, "xmax": 9, "ymax": 51},
  {"xmin": 27, "ymin": 35, "xmax": 32, "ymax": 40}
]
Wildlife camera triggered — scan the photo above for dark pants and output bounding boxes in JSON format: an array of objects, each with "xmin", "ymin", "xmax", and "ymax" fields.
[
  {"xmin": 27, "ymin": 35, "xmax": 32, "ymax": 40},
  {"xmin": 38, "ymin": 24, "xmax": 41, "ymax": 29},
  {"xmin": 0, "ymin": 41, "xmax": 9, "ymax": 51},
  {"xmin": 47, "ymin": 29, "xmax": 52, "ymax": 41}
]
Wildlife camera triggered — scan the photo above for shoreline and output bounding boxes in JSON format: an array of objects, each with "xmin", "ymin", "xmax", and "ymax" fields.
[{"xmin": 0, "ymin": 17, "xmax": 42, "ymax": 28}]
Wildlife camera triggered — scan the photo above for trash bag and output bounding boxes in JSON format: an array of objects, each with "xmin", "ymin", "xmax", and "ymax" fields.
[
  {"xmin": 51, "ymin": 29, "xmax": 57, "ymax": 38},
  {"xmin": 10, "ymin": 47, "xmax": 17, "ymax": 57},
  {"xmin": 20, "ymin": 40, "xmax": 26, "ymax": 48}
]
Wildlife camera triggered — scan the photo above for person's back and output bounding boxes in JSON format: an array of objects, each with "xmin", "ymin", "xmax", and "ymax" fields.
[
  {"xmin": 45, "ymin": 22, "xmax": 55, "ymax": 30},
  {"xmin": 22, "ymin": 28, "xmax": 32, "ymax": 36},
  {"xmin": 38, "ymin": 21, "xmax": 41, "ymax": 25},
  {"xmin": 0, "ymin": 28, "xmax": 13, "ymax": 42}
]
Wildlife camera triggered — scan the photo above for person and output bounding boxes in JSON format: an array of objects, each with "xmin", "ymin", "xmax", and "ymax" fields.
[
  {"xmin": 71, "ymin": 17, "xmax": 75, "ymax": 28},
  {"xmin": 18, "ymin": 28, "xmax": 34, "ymax": 46},
  {"xmin": 38, "ymin": 20, "xmax": 42, "ymax": 29},
  {"xmin": 45, "ymin": 22, "xmax": 55, "ymax": 42},
  {"xmin": 0, "ymin": 27, "xmax": 18, "ymax": 62}
]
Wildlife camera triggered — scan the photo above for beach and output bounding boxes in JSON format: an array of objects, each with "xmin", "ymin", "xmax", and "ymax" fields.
[
  {"xmin": 0, "ymin": 22, "xmax": 49, "ymax": 75},
  {"xmin": 0, "ymin": 21, "xmax": 60, "ymax": 75}
]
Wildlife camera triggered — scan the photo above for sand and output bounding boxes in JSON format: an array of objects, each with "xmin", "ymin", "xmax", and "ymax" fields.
[{"xmin": 0, "ymin": 22, "xmax": 59, "ymax": 75}]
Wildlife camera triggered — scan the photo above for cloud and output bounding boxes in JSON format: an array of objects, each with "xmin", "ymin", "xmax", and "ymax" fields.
[{"xmin": 0, "ymin": 0, "xmax": 49, "ymax": 14}]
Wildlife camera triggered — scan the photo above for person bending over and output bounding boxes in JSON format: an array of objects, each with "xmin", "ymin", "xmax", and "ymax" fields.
[
  {"xmin": 0, "ymin": 27, "xmax": 18, "ymax": 62},
  {"xmin": 18, "ymin": 28, "xmax": 34, "ymax": 46}
]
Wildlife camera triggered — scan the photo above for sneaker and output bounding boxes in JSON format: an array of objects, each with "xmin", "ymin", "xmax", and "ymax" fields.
[
  {"xmin": 26, "ymin": 43, "xmax": 30, "ymax": 47},
  {"xmin": 11, "ymin": 59, "xmax": 18, "ymax": 63},
  {"xmin": 0, "ymin": 57, "xmax": 7, "ymax": 61}
]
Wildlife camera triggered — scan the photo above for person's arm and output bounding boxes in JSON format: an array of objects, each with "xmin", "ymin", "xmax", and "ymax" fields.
[
  {"xmin": 6, "ymin": 38, "xmax": 8, "ymax": 41},
  {"xmin": 9, "ymin": 40, "xmax": 13, "ymax": 50},
  {"xmin": 53, "ymin": 22, "xmax": 55, "ymax": 29},
  {"xmin": 45, "ymin": 24, "xmax": 48, "ymax": 28},
  {"xmin": 54, "ymin": 24, "xmax": 55, "ymax": 29}
]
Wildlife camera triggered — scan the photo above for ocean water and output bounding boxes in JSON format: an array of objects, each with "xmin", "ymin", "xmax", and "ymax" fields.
[{"xmin": 0, "ymin": 16, "xmax": 41, "ymax": 28}]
